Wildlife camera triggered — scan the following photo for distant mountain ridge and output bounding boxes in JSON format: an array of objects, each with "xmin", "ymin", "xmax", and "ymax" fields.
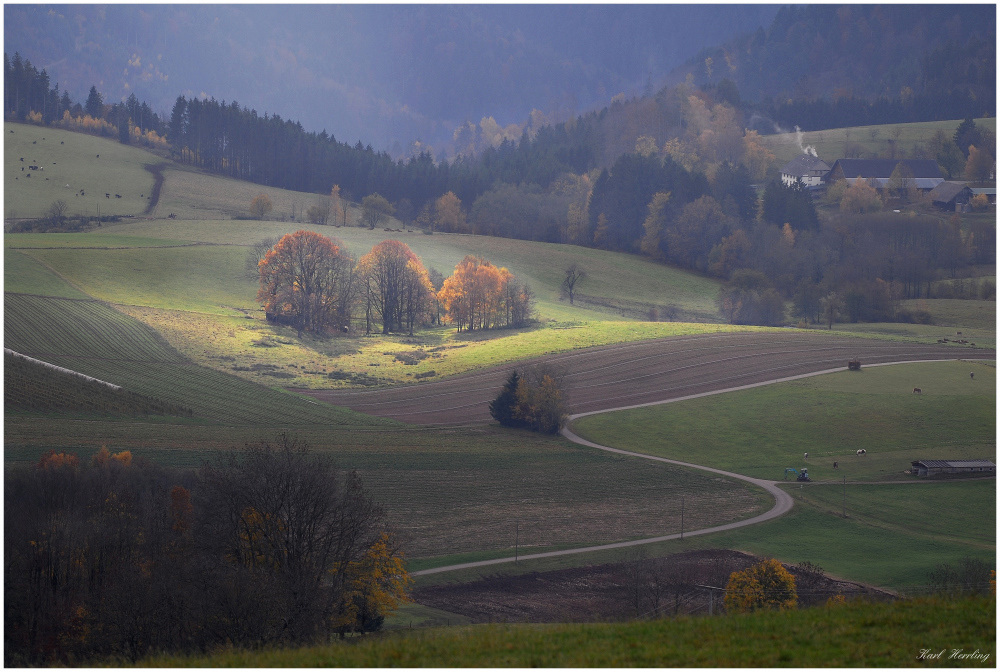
[{"xmin": 3, "ymin": 4, "xmax": 779, "ymax": 157}]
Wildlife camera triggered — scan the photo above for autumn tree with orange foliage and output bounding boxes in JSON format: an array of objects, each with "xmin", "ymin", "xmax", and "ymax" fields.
[
  {"xmin": 257, "ymin": 230, "xmax": 356, "ymax": 334},
  {"xmin": 358, "ymin": 240, "xmax": 434, "ymax": 335},
  {"xmin": 438, "ymin": 255, "xmax": 534, "ymax": 332}
]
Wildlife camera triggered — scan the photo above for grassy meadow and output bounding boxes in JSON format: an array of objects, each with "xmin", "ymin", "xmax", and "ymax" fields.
[
  {"xmin": 4, "ymin": 122, "xmax": 161, "ymax": 219},
  {"xmin": 141, "ymin": 596, "xmax": 995, "ymax": 667},
  {"xmin": 6, "ymin": 218, "xmax": 739, "ymax": 388},
  {"xmin": 760, "ymin": 117, "xmax": 998, "ymax": 168},
  {"xmin": 571, "ymin": 360, "xmax": 996, "ymax": 482}
]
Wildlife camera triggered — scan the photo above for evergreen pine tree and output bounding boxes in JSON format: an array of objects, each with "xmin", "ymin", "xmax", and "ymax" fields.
[{"xmin": 489, "ymin": 370, "xmax": 522, "ymax": 427}]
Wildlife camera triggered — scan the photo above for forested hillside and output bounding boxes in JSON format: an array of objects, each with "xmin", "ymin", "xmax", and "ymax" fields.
[{"xmin": 4, "ymin": 4, "xmax": 996, "ymax": 330}]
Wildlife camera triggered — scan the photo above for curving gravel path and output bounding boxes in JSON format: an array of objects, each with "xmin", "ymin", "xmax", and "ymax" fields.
[{"xmin": 408, "ymin": 347, "xmax": 993, "ymax": 577}]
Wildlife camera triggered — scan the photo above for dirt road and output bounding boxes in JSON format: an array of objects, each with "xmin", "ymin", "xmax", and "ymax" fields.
[{"xmin": 297, "ymin": 332, "xmax": 989, "ymax": 425}]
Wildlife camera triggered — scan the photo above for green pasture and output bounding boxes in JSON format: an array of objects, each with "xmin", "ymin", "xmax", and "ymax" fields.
[
  {"xmin": 152, "ymin": 163, "xmax": 363, "ymax": 223},
  {"xmin": 761, "ymin": 117, "xmax": 998, "ymax": 167},
  {"xmin": 20, "ymin": 244, "xmax": 252, "ymax": 315},
  {"xmin": 4, "ymin": 248, "xmax": 90, "ymax": 299},
  {"xmin": 3, "ymin": 293, "xmax": 386, "ymax": 426},
  {"xmin": 85, "ymin": 218, "xmax": 724, "ymax": 321},
  {"xmin": 571, "ymin": 360, "xmax": 995, "ymax": 482},
  {"xmin": 141, "ymin": 596, "xmax": 995, "ymax": 667},
  {"xmin": 4, "ymin": 232, "xmax": 193, "ymax": 248},
  {"xmin": 4, "ymin": 122, "xmax": 160, "ymax": 219},
  {"xmin": 828, "ymin": 299, "xmax": 996, "ymax": 349},
  {"xmin": 6, "ymin": 219, "xmax": 740, "ymax": 388}
]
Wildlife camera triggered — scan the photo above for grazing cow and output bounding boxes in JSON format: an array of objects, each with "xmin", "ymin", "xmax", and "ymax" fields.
[
  {"xmin": 804, "ymin": 452, "xmax": 809, "ymax": 459},
  {"xmin": 115, "ymin": 194, "xmax": 121, "ymax": 198},
  {"xmin": 912, "ymin": 388, "xmax": 921, "ymax": 394},
  {"xmin": 96, "ymin": 154, "xmax": 99, "ymax": 158},
  {"xmin": 833, "ymin": 461, "xmax": 838, "ymax": 469},
  {"xmin": 106, "ymin": 194, "xmax": 110, "ymax": 199},
  {"xmin": 856, "ymin": 449, "xmax": 866, "ymax": 456},
  {"xmin": 971, "ymin": 372, "xmax": 975, "ymax": 379}
]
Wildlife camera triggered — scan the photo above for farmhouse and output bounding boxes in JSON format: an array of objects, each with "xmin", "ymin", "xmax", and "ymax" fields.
[
  {"xmin": 926, "ymin": 181, "xmax": 973, "ymax": 211},
  {"xmin": 780, "ymin": 155, "xmax": 830, "ymax": 188},
  {"xmin": 910, "ymin": 459, "xmax": 996, "ymax": 477},
  {"xmin": 823, "ymin": 159, "xmax": 944, "ymax": 193}
]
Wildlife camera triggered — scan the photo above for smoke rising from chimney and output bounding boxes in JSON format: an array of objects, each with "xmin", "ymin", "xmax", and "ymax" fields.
[{"xmin": 795, "ymin": 125, "xmax": 818, "ymax": 157}]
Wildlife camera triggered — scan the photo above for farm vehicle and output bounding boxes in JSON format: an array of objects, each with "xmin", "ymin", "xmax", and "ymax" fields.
[{"xmin": 784, "ymin": 467, "xmax": 811, "ymax": 482}]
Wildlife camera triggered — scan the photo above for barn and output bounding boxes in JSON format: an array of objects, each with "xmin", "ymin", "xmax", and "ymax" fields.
[
  {"xmin": 926, "ymin": 181, "xmax": 973, "ymax": 211},
  {"xmin": 823, "ymin": 159, "xmax": 944, "ymax": 193},
  {"xmin": 910, "ymin": 459, "xmax": 996, "ymax": 477}
]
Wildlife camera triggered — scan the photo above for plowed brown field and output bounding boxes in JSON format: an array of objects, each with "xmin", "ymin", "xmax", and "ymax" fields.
[{"xmin": 296, "ymin": 332, "xmax": 991, "ymax": 425}]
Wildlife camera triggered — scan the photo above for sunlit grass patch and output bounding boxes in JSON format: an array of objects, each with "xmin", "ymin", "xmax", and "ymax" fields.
[{"xmin": 571, "ymin": 361, "xmax": 996, "ymax": 482}]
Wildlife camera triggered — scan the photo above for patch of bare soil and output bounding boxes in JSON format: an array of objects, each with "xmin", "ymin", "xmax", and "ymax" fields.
[
  {"xmin": 412, "ymin": 549, "xmax": 892, "ymax": 623},
  {"xmin": 296, "ymin": 332, "xmax": 986, "ymax": 425}
]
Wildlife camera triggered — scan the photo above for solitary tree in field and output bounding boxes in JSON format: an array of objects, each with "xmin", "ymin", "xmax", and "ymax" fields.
[
  {"xmin": 434, "ymin": 191, "xmax": 466, "ymax": 233},
  {"xmin": 257, "ymin": 230, "xmax": 355, "ymax": 334},
  {"xmin": 820, "ymin": 291, "xmax": 844, "ymax": 330},
  {"xmin": 561, "ymin": 263, "xmax": 587, "ymax": 305},
  {"xmin": 249, "ymin": 193, "xmax": 273, "ymax": 220},
  {"xmin": 361, "ymin": 193, "xmax": 394, "ymax": 230},
  {"xmin": 724, "ymin": 558, "xmax": 797, "ymax": 613}
]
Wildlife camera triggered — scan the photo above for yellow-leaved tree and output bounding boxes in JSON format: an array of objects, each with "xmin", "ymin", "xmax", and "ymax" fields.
[
  {"xmin": 724, "ymin": 558, "xmax": 797, "ymax": 613},
  {"xmin": 330, "ymin": 532, "xmax": 412, "ymax": 636},
  {"xmin": 249, "ymin": 193, "xmax": 273, "ymax": 220}
]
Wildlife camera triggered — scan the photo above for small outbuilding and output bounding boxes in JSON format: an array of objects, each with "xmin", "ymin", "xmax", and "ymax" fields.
[
  {"xmin": 910, "ymin": 459, "xmax": 995, "ymax": 477},
  {"xmin": 926, "ymin": 181, "xmax": 972, "ymax": 211}
]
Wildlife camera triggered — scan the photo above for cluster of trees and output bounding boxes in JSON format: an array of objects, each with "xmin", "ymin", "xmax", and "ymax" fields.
[
  {"xmin": 4, "ymin": 438, "xmax": 409, "ymax": 666},
  {"xmin": 489, "ymin": 367, "xmax": 567, "ymax": 434},
  {"xmin": 256, "ymin": 232, "xmax": 534, "ymax": 336},
  {"xmin": 437, "ymin": 256, "xmax": 534, "ymax": 332},
  {"xmin": 4, "ymin": 53, "xmax": 166, "ymax": 144}
]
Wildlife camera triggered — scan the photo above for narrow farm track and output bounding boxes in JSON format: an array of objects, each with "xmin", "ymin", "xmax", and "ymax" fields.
[
  {"xmin": 404, "ymin": 338, "xmax": 993, "ymax": 576},
  {"xmin": 297, "ymin": 332, "xmax": 992, "ymax": 425}
]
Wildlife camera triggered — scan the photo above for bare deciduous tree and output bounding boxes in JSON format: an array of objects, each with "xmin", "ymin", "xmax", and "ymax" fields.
[{"xmin": 561, "ymin": 263, "xmax": 587, "ymax": 305}]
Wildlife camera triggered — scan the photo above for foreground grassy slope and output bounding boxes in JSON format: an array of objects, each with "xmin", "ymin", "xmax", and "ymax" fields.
[{"xmin": 141, "ymin": 597, "xmax": 994, "ymax": 667}]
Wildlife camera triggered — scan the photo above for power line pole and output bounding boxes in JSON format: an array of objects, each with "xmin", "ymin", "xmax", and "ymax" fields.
[
  {"xmin": 680, "ymin": 496, "xmax": 685, "ymax": 539},
  {"xmin": 515, "ymin": 520, "xmax": 519, "ymax": 564},
  {"xmin": 842, "ymin": 475, "xmax": 847, "ymax": 518}
]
